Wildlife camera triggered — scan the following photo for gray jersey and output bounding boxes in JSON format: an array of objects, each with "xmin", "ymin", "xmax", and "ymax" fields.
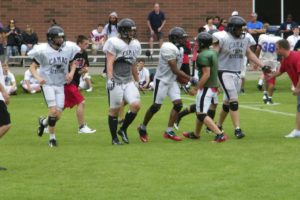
[
  {"xmin": 213, "ymin": 31, "xmax": 255, "ymax": 72},
  {"xmin": 155, "ymin": 42, "xmax": 183, "ymax": 83},
  {"xmin": 103, "ymin": 37, "xmax": 141, "ymax": 84},
  {"xmin": 28, "ymin": 41, "xmax": 80, "ymax": 86}
]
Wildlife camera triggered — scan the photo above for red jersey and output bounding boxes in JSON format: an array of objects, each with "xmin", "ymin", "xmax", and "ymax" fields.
[
  {"xmin": 183, "ymin": 40, "xmax": 191, "ymax": 64},
  {"xmin": 280, "ymin": 51, "xmax": 300, "ymax": 87}
]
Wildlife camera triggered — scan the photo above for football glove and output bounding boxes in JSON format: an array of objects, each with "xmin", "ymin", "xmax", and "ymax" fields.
[
  {"xmin": 107, "ymin": 78, "xmax": 115, "ymax": 91},
  {"xmin": 262, "ymin": 65, "xmax": 272, "ymax": 73},
  {"xmin": 190, "ymin": 77, "xmax": 198, "ymax": 86}
]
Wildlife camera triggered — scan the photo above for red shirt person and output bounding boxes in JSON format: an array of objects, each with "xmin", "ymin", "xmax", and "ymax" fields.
[{"xmin": 269, "ymin": 39, "xmax": 300, "ymax": 138}]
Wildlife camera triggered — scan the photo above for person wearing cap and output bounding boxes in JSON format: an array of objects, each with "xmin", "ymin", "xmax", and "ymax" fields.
[
  {"xmin": 279, "ymin": 14, "xmax": 298, "ymax": 39},
  {"xmin": 287, "ymin": 26, "xmax": 300, "ymax": 50},
  {"xmin": 231, "ymin": 11, "xmax": 239, "ymax": 16},
  {"xmin": 147, "ymin": 3, "xmax": 166, "ymax": 53},
  {"xmin": 102, "ymin": 12, "xmax": 118, "ymax": 40},
  {"xmin": 247, "ymin": 13, "xmax": 265, "ymax": 44}
]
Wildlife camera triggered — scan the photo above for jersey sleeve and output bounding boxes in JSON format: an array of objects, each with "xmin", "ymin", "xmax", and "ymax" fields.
[
  {"xmin": 212, "ymin": 32, "xmax": 224, "ymax": 47},
  {"xmin": 27, "ymin": 45, "xmax": 42, "ymax": 64},
  {"xmin": 103, "ymin": 38, "xmax": 116, "ymax": 55},
  {"xmin": 161, "ymin": 45, "xmax": 176, "ymax": 61},
  {"xmin": 246, "ymin": 33, "xmax": 256, "ymax": 47},
  {"xmin": 197, "ymin": 53, "xmax": 211, "ymax": 68}
]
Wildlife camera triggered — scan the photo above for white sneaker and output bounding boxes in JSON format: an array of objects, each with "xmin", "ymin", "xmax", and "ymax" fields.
[
  {"xmin": 86, "ymin": 87, "xmax": 93, "ymax": 92},
  {"xmin": 78, "ymin": 124, "xmax": 96, "ymax": 134},
  {"xmin": 285, "ymin": 129, "xmax": 300, "ymax": 138}
]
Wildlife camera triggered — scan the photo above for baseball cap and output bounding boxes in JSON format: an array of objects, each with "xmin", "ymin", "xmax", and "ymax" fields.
[
  {"xmin": 231, "ymin": 11, "xmax": 239, "ymax": 16},
  {"xmin": 109, "ymin": 12, "xmax": 118, "ymax": 18},
  {"xmin": 251, "ymin": 12, "xmax": 258, "ymax": 17}
]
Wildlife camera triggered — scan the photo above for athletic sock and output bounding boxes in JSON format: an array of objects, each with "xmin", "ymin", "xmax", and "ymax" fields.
[
  {"xmin": 42, "ymin": 117, "xmax": 48, "ymax": 126},
  {"xmin": 121, "ymin": 111, "xmax": 137, "ymax": 131},
  {"xmin": 178, "ymin": 108, "xmax": 190, "ymax": 119},
  {"xmin": 108, "ymin": 115, "xmax": 118, "ymax": 139},
  {"xmin": 49, "ymin": 133, "xmax": 56, "ymax": 140},
  {"xmin": 166, "ymin": 127, "xmax": 173, "ymax": 132},
  {"xmin": 258, "ymin": 79, "xmax": 263, "ymax": 85}
]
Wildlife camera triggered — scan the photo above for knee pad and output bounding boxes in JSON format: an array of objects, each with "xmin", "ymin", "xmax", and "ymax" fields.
[
  {"xmin": 229, "ymin": 101, "xmax": 239, "ymax": 111},
  {"xmin": 190, "ymin": 104, "xmax": 196, "ymax": 113},
  {"xmin": 222, "ymin": 104, "xmax": 230, "ymax": 113},
  {"xmin": 173, "ymin": 103, "xmax": 183, "ymax": 113},
  {"xmin": 150, "ymin": 104, "xmax": 161, "ymax": 114},
  {"xmin": 48, "ymin": 116, "xmax": 57, "ymax": 127},
  {"xmin": 197, "ymin": 113, "xmax": 207, "ymax": 122}
]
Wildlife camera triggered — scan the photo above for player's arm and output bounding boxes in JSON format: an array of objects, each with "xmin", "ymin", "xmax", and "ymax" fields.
[
  {"xmin": 106, "ymin": 52, "xmax": 115, "ymax": 80},
  {"xmin": 0, "ymin": 82, "xmax": 9, "ymax": 105},
  {"xmin": 293, "ymin": 75, "xmax": 300, "ymax": 95},
  {"xmin": 144, "ymin": 73, "xmax": 150, "ymax": 88},
  {"xmin": 169, "ymin": 59, "xmax": 190, "ymax": 80},
  {"xmin": 246, "ymin": 47, "xmax": 264, "ymax": 68},
  {"xmin": 147, "ymin": 20, "xmax": 153, "ymax": 33},
  {"xmin": 132, "ymin": 63, "xmax": 139, "ymax": 82},
  {"xmin": 66, "ymin": 60, "xmax": 77, "ymax": 83},
  {"xmin": 29, "ymin": 61, "xmax": 45, "ymax": 85},
  {"xmin": 158, "ymin": 19, "xmax": 166, "ymax": 32},
  {"xmin": 24, "ymin": 80, "xmax": 32, "ymax": 91},
  {"xmin": 197, "ymin": 67, "xmax": 210, "ymax": 90}
]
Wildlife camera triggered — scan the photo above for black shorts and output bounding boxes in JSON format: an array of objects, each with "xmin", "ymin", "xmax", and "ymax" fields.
[{"xmin": 0, "ymin": 100, "xmax": 10, "ymax": 126}]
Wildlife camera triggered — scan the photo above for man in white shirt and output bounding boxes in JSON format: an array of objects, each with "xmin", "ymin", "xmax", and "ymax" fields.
[
  {"xmin": 21, "ymin": 68, "xmax": 41, "ymax": 93},
  {"xmin": 2, "ymin": 63, "xmax": 17, "ymax": 95},
  {"xmin": 137, "ymin": 58, "xmax": 150, "ymax": 90},
  {"xmin": 287, "ymin": 26, "xmax": 300, "ymax": 50}
]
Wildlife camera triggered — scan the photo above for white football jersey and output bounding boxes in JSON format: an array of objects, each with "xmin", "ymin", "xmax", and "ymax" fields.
[
  {"xmin": 213, "ymin": 31, "xmax": 255, "ymax": 72},
  {"xmin": 24, "ymin": 69, "xmax": 40, "ymax": 84},
  {"xmin": 258, "ymin": 34, "xmax": 282, "ymax": 61},
  {"xmin": 155, "ymin": 42, "xmax": 184, "ymax": 83},
  {"xmin": 287, "ymin": 35, "xmax": 300, "ymax": 50},
  {"xmin": 90, "ymin": 29, "xmax": 105, "ymax": 42},
  {"xmin": 102, "ymin": 24, "xmax": 118, "ymax": 38},
  {"xmin": 28, "ymin": 41, "xmax": 80, "ymax": 86},
  {"xmin": 0, "ymin": 61, "xmax": 4, "ymax": 101},
  {"xmin": 103, "ymin": 37, "xmax": 141, "ymax": 83}
]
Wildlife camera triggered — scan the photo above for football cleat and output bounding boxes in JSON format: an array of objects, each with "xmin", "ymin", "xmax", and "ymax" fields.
[
  {"xmin": 234, "ymin": 128, "xmax": 245, "ymax": 139},
  {"xmin": 49, "ymin": 139, "xmax": 57, "ymax": 147},
  {"xmin": 213, "ymin": 133, "xmax": 228, "ymax": 143},
  {"xmin": 78, "ymin": 124, "xmax": 96, "ymax": 134},
  {"xmin": 137, "ymin": 125, "xmax": 148, "ymax": 143},
  {"xmin": 263, "ymin": 93, "xmax": 269, "ymax": 104},
  {"xmin": 164, "ymin": 130, "xmax": 182, "ymax": 141},
  {"xmin": 37, "ymin": 116, "xmax": 46, "ymax": 137},
  {"xmin": 117, "ymin": 129, "xmax": 129, "ymax": 144},
  {"xmin": 285, "ymin": 129, "xmax": 300, "ymax": 138},
  {"xmin": 112, "ymin": 137, "xmax": 123, "ymax": 145},
  {"xmin": 257, "ymin": 84, "xmax": 263, "ymax": 91},
  {"xmin": 267, "ymin": 99, "xmax": 273, "ymax": 105},
  {"xmin": 182, "ymin": 131, "xmax": 200, "ymax": 139},
  {"xmin": 0, "ymin": 166, "xmax": 7, "ymax": 171}
]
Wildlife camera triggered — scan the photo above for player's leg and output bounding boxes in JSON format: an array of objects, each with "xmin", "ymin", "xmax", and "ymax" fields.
[
  {"xmin": 217, "ymin": 72, "xmax": 230, "ymax": 129},
  {"xmin": 107, "ymin": 85, "xmax": 123, "ymax": 145},
  {"xmin": 266, "ymin": 77, "xmax": 276, "ymax": 104},
  {"xmin": 205, "ymin": 94, "xmax": 218, "ymax": 133},
  {"xmin": 118, "ymin": 82, "xmax": 141, "ymax": 144},
  {"xmin": 149, "ymin": 34, "xmax": 154, "ymax": 55},
  {"xmin": 285, "ymin": 95, "xmax": 300, "ymax": 138},
  {"xmin": 138, "ymin": 79, "xmax": 164, "ymax": 142},
  {"xmin": 158, "ymin": 32, "xmax": 164, "ymax": 48},
  {"xmin": 257, "ymin": 73, "xmax": 264, "ymax": 91},
  {"xmin": 91, "ymin": 44, "xmax": 98, "ymax": 62},
  {"xmin": 0, "ymin": 100, "xmax": 11, "ymax": 138},
  {"xmin": 174, "ymin": 104, "xmax": 196, "ymax": 130}
]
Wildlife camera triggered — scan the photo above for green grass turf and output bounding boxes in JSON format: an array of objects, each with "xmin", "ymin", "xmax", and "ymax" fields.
[{"xmin": 1, "ymin": 74, "xmax": 300, "ymax": 200}]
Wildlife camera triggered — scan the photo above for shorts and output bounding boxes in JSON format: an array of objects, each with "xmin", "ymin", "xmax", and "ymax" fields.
[
  {"xmin": 218, "ymin": 71, "xmax": 241, "ymax": 101},
  {"xmin": 149, "ymin": 31, "xmax": 163, "ymax": 40},
  {"xmin": 107, "ymin": 81, "xmax": 140, "ymax": 109},
  {"xmin": 42, "ymin": 85, "xmax": 65, "ymax": 110},
  {"xmin": 22, "ymin": 83, "xmax": 40, "ymax": 91},
  {"xmin": 64, "ymin": 83, "xmax": 84, "ymax": 108},
  {"xmin": 0, "ymin": 100, "xmax": 10, "ymax": 126},
  {"xmin": 196, "ymin": 87, "xmax": 218, "ymax": 113},
  {"xmin": 153, "ymin": 79, "xmax": 181, "ymax": 104}
]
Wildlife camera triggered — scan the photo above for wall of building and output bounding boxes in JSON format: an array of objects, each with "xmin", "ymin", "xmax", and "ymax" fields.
[{"xmin": 0, "ymin": 0, "xmax": 252, "ymax": 42}]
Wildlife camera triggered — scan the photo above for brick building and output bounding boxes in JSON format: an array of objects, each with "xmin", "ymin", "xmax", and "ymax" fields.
[
  {"xmin": 0, "ymin": 0, "xmax": 253, "ymax": 42},
  {"xmin": 0, "ymin": 0, "xmax": 299, "ymax": 42}
]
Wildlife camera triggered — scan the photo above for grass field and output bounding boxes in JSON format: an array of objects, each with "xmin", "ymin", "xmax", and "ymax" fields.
[{"xmin": 1, "ymin": 74, "xmax": 300, "ymax": 200}]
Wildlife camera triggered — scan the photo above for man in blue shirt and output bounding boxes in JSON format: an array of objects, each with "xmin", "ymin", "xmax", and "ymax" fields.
[
  {"xmin": 147, "ymin": 3, "xmax": 166, "ymax": 53},
  {"xmin": 247, "ymin": 12, "xmax": 265, "ymax": 43}
]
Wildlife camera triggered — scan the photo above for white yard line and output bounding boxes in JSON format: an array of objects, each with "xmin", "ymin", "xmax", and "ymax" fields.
[{"xmin": 181, "ymin": 96, "xmax": 295, "ymax": 117}]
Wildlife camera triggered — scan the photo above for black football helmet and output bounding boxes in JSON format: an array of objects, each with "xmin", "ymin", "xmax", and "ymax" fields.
[
  {"xmin": 47, "ymin": 25, "xmax": 65, "ymax": 47},
  {"xmin": 118, "ymin": 18, "xmax": 136, "ymax": 40},
  {"xmin": 266, "ymin": 26, "xmax": 279, "ymax": 35},
  {"xmin": 227, "ymin": 16, "xmax": 246, "ymax": 38},
  {"xmin": 168, "ymin": 27, "xmax": 188, "ymax": 47},
  {"xmin": 197, "ymin": 32, "xmax": 213, "ymax": 49}
]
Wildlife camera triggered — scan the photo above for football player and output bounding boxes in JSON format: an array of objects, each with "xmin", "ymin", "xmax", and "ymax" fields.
[
  {"xmin": 213, "ymin": 16, "xmax": 266, "ymax": 139},
  {"xmin": 256, "ymin": 26, "xmax": 282, "ymax": 104},
  {"xmin": 182, "ymin": 32, "xmax": 227, "ymax": 142},
  {"xmin": 137, "ymin": 27, "xmax": 195, "ymax": 142},
  {"xmin": 103, "ymin": 18, "xmax": 142, "ymax": 145},
  {"xmin": 64, "ymin": 35, "xmax": 96, "ymax": 134},
  {"xmin": 29, "ymin": 25, "xmax": 80, "ymax": 147}
]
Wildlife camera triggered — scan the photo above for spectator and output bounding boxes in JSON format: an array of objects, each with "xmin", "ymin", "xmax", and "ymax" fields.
[
  {"xmin": 79, "ymin": 72, "xmax": 93, "ymax": 92},
  {"xmin": 5, "ymin": 19, "xmax": 22, "ymax": 61},
  {"xmin": 90, "ymin": 24, "xmax": 105, "ymax": 62},
  {"xmin": 204, "ymin": 16, "xmax": 217, "ymax": 32},
  {"xmin": 231, "ymin": 10, "xmax": 239, "ymax": 16},
  {"xmin": 20, "ymin": 24, "xmax": 38, "ymax": 56},
  {"xmin": 213, "ymin": 16, "xmax": 221, "ymax": 28},
  {"xmin": 0, "ymin": 28, "xmax": 5, "ymax": 64},
  {"xmin": 247, "ymin": 12, "xmax": 265, "ymax": 44},
  {"xmin": 137, "ymin": 58, "xmax": 150, "ymax": 90},
  {"xmin": 287, "ymin": 26, "xmax": 300, "ymax": 50},
  {"xmin": 279, "ymin": 14, "xmax": 298, "ymax": 39},
  {"xmin": 181, "ymin": 37, "xmax": 191, "ymax": 75},
  {"xmin": 218, "ymin": 19, "xmax": 227, "ymax": 31},
  {"xmin": 102, "ymin": 12, "xmax": 118, "ymax": 40},
  {"xmin": 21, "ymin": 68, "xmax": 41, "ymax": 94},
  {"xmin": 191, "ymin": 27, "xmax": 205, "ymax": 76},
  {"xmin": 2, "ymin": 63, "xmax": 17, "ymax": 95},
  {"xmin": 147, "ymin": 3, "xmax": 166, "ymax": 53}
]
